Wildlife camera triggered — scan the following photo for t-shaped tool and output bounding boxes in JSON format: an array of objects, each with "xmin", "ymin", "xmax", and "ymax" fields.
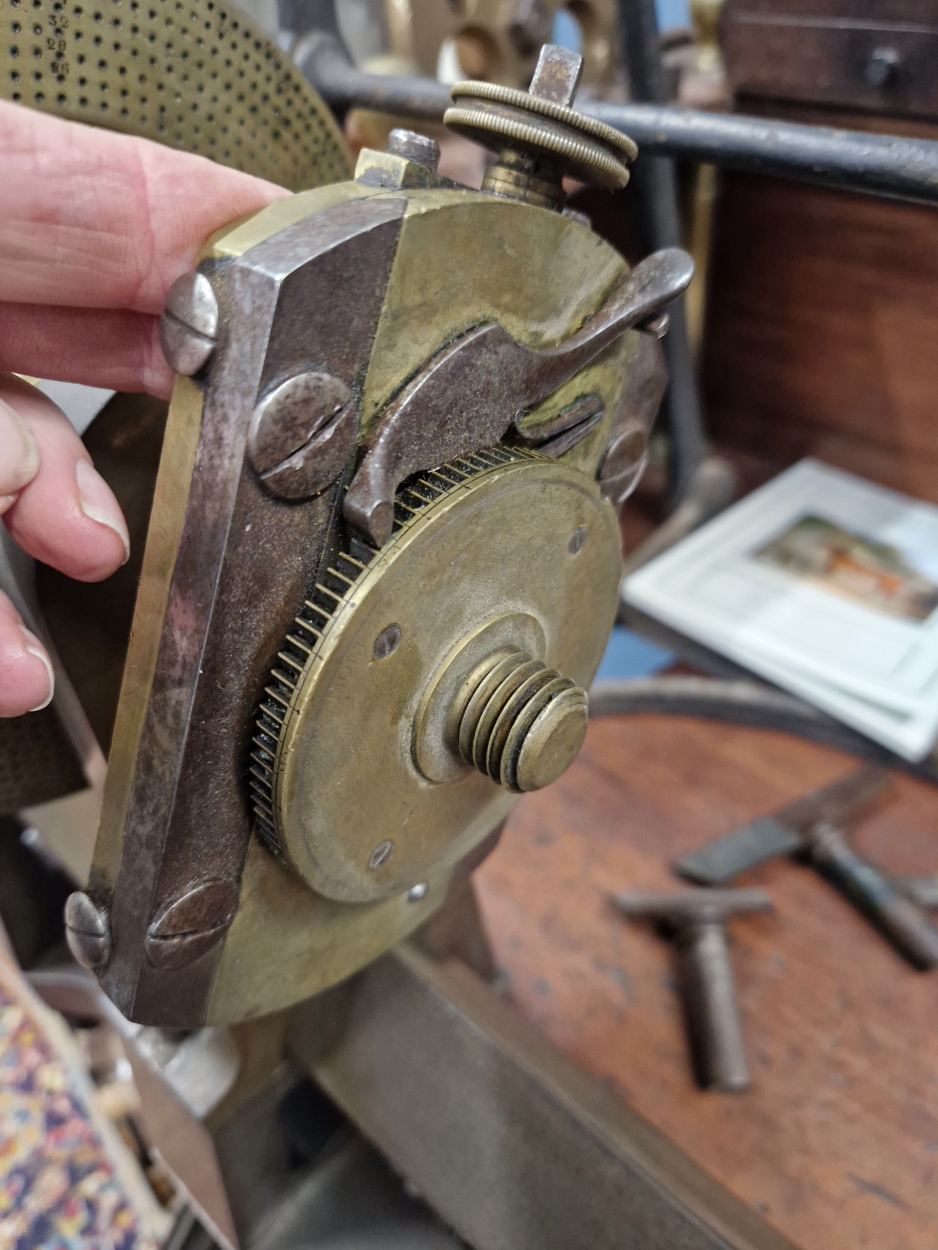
[
  {"xmin": 675, "ymin": 766, "xmax": 938, "ymax": 970},
  {"xmin": 612, "ymin": 887, "xmax": 772, "ymax": 1092}
]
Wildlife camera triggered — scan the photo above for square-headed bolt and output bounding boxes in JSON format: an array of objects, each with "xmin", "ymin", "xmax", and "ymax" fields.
[{"xmin": 529, "ymin": 43, "xmax": 584, "ymax": 106}]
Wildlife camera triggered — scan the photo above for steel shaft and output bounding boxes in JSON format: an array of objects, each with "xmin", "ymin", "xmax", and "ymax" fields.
[
  {"xmin": 808, "ymin": 823, "xmax": 938, "ymax": 970},
  {"xmin": 676, "ymin": 921, "xmax": 751, "ymax": 1092},
  {"xmin": 613, "ymin": 887, "xmax": 770, "ymax": 1091}
]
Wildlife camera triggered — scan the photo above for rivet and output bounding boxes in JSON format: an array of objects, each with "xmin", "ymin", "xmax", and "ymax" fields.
[
  {"xmin": 568, "ymin": 526, "xmax": 587, "ymax": 555},
  {"xmin": 369, "ymin": 840, "xmax": 394, "ymax": 869},
  {"xmin": 407, "ymin": 882, "xmax": 429, "ymax": 902}
]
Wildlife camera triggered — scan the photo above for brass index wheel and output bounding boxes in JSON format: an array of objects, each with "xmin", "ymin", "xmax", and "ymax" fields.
[{"xmin": 250, "ymin": 445, "xmax": 621, "ymax": 905}]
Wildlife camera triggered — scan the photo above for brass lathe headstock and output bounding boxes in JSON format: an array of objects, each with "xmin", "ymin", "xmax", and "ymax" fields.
[{"xmin": 64, "ymin": 45, "xmax": 692, "ymax": 1027}]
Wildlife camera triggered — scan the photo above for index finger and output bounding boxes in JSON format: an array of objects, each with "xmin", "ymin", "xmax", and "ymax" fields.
[{"xmin": 0, "ymin": 100, "xmax": 290, "ymax": 314}]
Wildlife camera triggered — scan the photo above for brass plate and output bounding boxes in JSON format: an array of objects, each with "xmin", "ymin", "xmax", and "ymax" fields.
[
  {"xmin": 252, "ymin": 446, "xmax": 621, "ymax": 905},
  {"xmin": 0, "ymin": 0, "xmax": 350, "ymax": 190}
]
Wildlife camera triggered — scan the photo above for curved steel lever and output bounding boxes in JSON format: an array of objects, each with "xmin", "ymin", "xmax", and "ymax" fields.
[{"xmin": 344, "ymin": 246, "xmax": 694, "ymax": 543}]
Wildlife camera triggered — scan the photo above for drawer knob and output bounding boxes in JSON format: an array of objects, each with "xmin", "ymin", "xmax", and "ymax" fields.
[{"xmin": 864, "ymin": 46, "xmax": 901, "ymax": 89}]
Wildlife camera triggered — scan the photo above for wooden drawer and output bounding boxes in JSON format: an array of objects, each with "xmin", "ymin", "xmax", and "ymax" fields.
[{"xmin": 722, "ymin": 2, "xmax": 938, "ymax": 118}]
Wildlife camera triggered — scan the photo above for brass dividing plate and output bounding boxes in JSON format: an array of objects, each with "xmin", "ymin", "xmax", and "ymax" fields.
[
  {"xmin": 250, "ymin": 445, "xmax": 621, "ymax": 906},
  {"xmin": 0, "ymin": 0, "xmax": 350, "ymax": 190}
]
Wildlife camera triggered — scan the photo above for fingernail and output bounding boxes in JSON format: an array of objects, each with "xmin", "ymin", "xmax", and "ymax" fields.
[
  {"xmin": 20, "ymin": 626, "xmax": 54, "ymax": 711},
  {"xmin": 76, "ymin": 458, "xmax": 130, "ymax": 565},
  {"xmin": 0, "ymin": 398, "xmax": 40, "ymax": 495}
]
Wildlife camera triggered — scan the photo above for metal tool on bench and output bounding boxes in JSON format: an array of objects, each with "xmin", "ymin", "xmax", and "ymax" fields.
[
  {"xmin": 676, "ymin": 766, "xmax": 938, "ymax": 970},
  {"xmin": 892, "ymin": 875, "xmax": 938, "ymax": 908},
  {"xmin": 612, "ymin": 886, "xmax": 772, "ymax": 1092},
  {"xmin": 53, "ymin": 43, "xmax": 692, "ymax": 1029}
]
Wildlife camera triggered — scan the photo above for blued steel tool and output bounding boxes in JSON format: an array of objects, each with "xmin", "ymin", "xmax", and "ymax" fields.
[
  {"xmin": 806, "ymin": 821, "xmax": 938, "ymax": 969},
  {"xmin": 676, "ymin": 766, "xmax": 938, "ymax": 970},
  {"xmin": 612, "ymin": 887, "xmax": 772, "ymax": 1092},
  {"xmin": 893, "ymin": 875, "xmax": 938, "ymax": 908},
  {"xmin": 675, "ymin": 767, "xmax": 890, "ymax": 884}
]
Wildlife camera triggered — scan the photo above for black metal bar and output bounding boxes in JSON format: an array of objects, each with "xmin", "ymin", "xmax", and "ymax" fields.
[
  {"xmin": 617, "ymin": 0, "xmax": 706, "ymax": 505},
  {"xmin": 298, "ymin": 33, "xmax": 938, "ymax": 206},
  {"xmin": 588, "ymin": 102, "xmax": 938, "ymax": 205},
  {"xmin": 589, "ymin": 674, "xmax": 938, "ymax": 786},
  {"xmin": 296, "ymin": 33, "xmax": 452, "ymax": 119}
]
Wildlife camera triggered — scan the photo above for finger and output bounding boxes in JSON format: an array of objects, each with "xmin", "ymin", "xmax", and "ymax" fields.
[
  {"xmin": 0, "ymin": 593, "xmax": 54, "ymax": 717},
  {"xmin": 0, "ymin": 392, "xmax": 40, "ymax": 506},
  {"xmin": 1, "ymin": 376, "xmax": 129, "ymax": 581},
  {"xmin": 0, "ymin": 302, "xmax": 172, "ymax": 398},
  {"xmin": 0, "ymin": 100, "xmax": 290, "ymax": 314}
]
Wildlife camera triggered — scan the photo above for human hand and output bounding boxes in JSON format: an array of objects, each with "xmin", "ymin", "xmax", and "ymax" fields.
[{"xmin": 0, "ymin": 100, "xmax": 289, "ymax": 715}]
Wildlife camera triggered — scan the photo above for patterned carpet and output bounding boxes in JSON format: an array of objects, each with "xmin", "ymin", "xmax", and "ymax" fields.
[{"xmin": 0, "ymin": 964, "xmax": 160, "ymax": 1250}]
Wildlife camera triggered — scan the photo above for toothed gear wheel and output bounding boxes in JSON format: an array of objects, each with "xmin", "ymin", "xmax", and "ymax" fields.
[
  {"xmin": 249, "ymin": 445, "xmax": 531, "ymax": 856},
  {"xmin": 248, "ymin": 444, "xmax": 621, "ymax": 905}
]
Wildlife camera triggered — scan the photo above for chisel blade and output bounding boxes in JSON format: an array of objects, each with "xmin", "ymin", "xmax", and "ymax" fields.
[{"xmin": 675, "ymin": 766, "xmax": 892, "ymax": 884}]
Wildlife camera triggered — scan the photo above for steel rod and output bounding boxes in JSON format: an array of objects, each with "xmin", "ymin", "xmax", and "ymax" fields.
[
  {"xmin": 298, "ymin": 34, "xmax": 938, "ymax": 205},
  {"xmin": 616, "ymin": 0, "xmax": 706, "ymax": 505}
]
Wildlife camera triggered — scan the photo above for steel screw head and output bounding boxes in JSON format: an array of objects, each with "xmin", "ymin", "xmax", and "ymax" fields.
[
  {"xmin": 599, "ymin": 426, "xmax": 649, "ymax": 507},
  {"xmin": 144, "ymin": 879, "xmax": 239, "ymax": 970},
  {"xmin": 159, "ymin": 271, "xmax": 219, "ymax": 376},
  {"xmin": 248, "ymin": 371, "xmax": 355, "ymax": 500},
  {"xmin": 386, "ymin": 129, "xmax": 441, "ymax": 171},
  {"xmin": 64, "ymin": 892, "xmax": 112, "ymax": 969}
]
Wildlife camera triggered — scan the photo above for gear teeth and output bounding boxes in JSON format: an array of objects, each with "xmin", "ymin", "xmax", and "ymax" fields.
[{"xmin": 247, "ymin": 444, "xmax": 543, "ymax": 858}]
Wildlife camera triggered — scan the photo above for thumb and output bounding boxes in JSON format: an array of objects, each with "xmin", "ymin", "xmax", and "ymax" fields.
[{"xmin": 0, "ymin": 395, "xmax": 40, "ymax": 511}]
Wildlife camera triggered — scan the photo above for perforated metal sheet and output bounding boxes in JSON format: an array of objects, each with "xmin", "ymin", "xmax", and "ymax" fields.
[
  {"xmin": 0, "ymin": 0, "xmax": 351, "ymax": 190},
  {"xmin": 0, "ymin": 704, "xmax": 85, "ymax": 814}
]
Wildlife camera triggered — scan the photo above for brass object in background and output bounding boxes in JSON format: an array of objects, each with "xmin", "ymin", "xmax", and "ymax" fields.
[
  {"xmin": 0, "ymin": 0, "xmax": 350, "ymax": 190},
  {"xmin": 378, "ymin": 0, "xmax": 618, "ymax": 93}
]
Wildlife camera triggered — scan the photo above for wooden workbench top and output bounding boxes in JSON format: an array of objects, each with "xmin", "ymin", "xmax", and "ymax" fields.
[{"xmin": 475, "ymin": 714, "xmax": 938, "ymax": 1250}]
